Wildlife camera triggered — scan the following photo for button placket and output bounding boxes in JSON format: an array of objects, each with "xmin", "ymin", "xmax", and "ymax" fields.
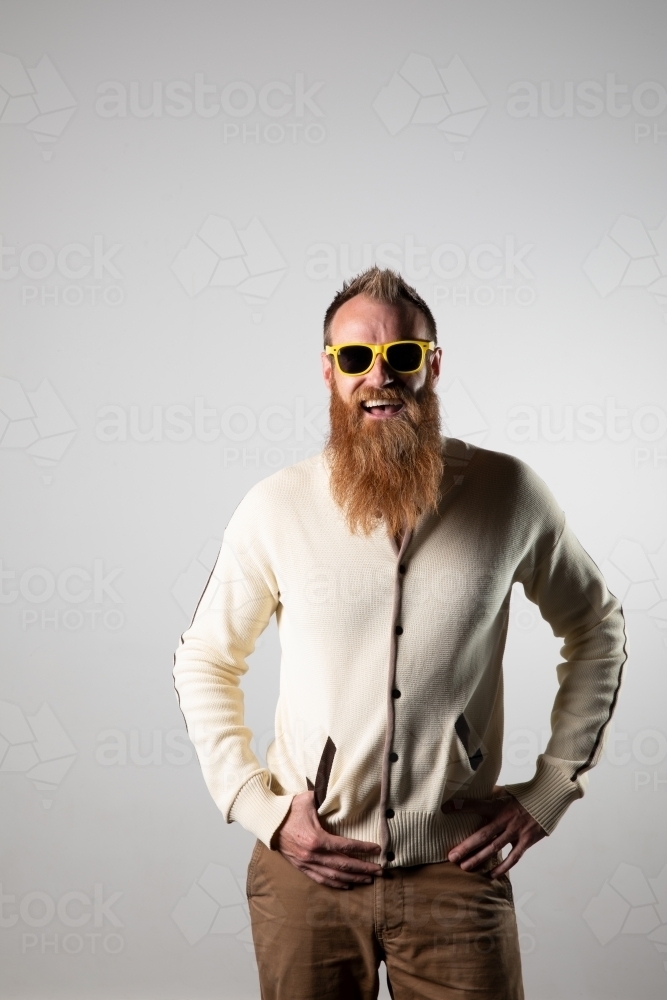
[{"xmin": 378, "ymin": 532, "xmax": 411, "ymax": 868}]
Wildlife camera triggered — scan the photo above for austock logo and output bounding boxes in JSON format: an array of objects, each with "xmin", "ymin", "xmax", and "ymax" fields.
[
  {"xmin": 94, "ymin": 72, "xmax": 326, "ymax": 146},
  {"xmin": 583, "ymin": 214, "xmax": 667, "ymax": 318},
  {"xmin": 583, "ymin": 862, "xmax": 667, "ymax": 973},
  {"xmin": 171, "ymin": 215, "xmax": 287, "ymax": 320},
  {"xmin": 440, "ymin": 380, "xmax": 488, "ymax": 446},
  {"xmin": 171, "ymin": 538, "xmax": 220, "ymax": 617},
  {"xmin": 0, "ymin": 701, "xmax": 76, "ymax": 809},
  {"xmin": 0, "ymin": 53, "xmax": 76, "ymax": 160},
  {"xmin": 505, "ymin": 398, "xmax": 667, "ymax": 448},
  {"xmin": 2, "ymin": 558, "xmax": 125, "ymax": 633},
  {"xmin": 170, "ymin": 538, "xmax": 272, "ymax": 625},
  {"xmin": 506, "ymin": 74, "xmax": 667, "ymax": 145},
  {"xmin": 0, "ymin": 234, "xmax": 124, "ymax": 307},
  {"xmin": 601, "ymin": 538, "xmax": 667, "ymax": 644},
  {"xmin": 171, "ymin": 863, "xmax": 253, "ymax": 950},
  {"xmin": 0, "ymin": 377, "xmax": 76, "ymax": 485},
  {"xmin": 305, "ymin": 235, "xmax": 536, "ymax": 309},
  {"xmin": 373, "ymin": 53, "xmax": 488, "ymax": 159},
  {"xmin": 1, "ymin": 881, "xmax": 124, "ymax": 956},
  {"xmin": 95, "ymin": 728, "xmax": 192, "ymax": 767}
]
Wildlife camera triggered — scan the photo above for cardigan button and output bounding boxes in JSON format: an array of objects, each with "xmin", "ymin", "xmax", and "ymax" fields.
[
  {"xmin": 391, "ymin": 688, "xmax": 401, "ymax": 698},
  {"xmin": 399, "ymin": 564, "xmax": 406, "ymax": 574},
  {"xmin": 395, "ymin": 625, "xmax": 403, "ymax": 635},
  {"xmin": 386, "ymin": 851, "xmax": 395, "ymax": 862},
  {"xmin": 389, "ymin": 752, "xmax": 398, "ymax": 762},
  {"xmin": 385, "ymin": 808, "xmax": 395, "ymax": 818}
]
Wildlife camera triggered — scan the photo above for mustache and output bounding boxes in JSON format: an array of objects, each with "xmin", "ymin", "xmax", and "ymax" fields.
[
  {"xmin": 353, "ymin": 384, "xmax": 416, "ymax": 403},
  {"xmin": 355, "ymin": 386, "xmax": 408, "ymax": 401}
]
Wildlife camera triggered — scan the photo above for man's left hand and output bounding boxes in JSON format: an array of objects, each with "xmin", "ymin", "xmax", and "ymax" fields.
[{"xmin": 442, "ymin": 786, "xmax": 546, "ymax": 878}]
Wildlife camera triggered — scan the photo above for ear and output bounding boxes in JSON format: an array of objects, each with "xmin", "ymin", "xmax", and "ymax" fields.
[
  {"xmin": 321, "ymin": 351, "xmax": 334, "ymax": 392},
  {"xmin": 430, "ymin": 347, "xmax": 442, "ymax": 387}
]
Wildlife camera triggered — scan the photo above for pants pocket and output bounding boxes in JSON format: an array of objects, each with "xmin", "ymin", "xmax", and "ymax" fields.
[
  {"xmin": 246, "ymin": 838, "xmax": 264, "ymax": 899},
  {"xmin": 496, "ymin": 872, "xmax": 515, "ymax": 907}
]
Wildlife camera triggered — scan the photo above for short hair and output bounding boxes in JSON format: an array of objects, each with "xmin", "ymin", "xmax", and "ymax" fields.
[{"xmin": 323, "ymin": 267, "xmax": 437, "ymax": 347}]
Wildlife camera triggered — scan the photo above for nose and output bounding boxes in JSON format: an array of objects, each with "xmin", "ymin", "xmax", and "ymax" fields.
[{"xmin": 365, "ymin": 352, "xmax": 395, "ymax": 387}]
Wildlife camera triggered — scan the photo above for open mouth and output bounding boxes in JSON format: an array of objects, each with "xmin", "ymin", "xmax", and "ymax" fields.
[{"xmin": 360, "ymin": 399, "xmax": 405, "ymax": 418}]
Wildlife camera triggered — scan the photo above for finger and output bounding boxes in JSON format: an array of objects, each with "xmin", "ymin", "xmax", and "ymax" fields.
[
  {"xmin": 306, "ymin": 863, "xmax": 376, "ymax": 885},
  {"xmin": 286, "ymin": 829, "xmax": 380, "ymax": 864},
  {"xmin": 303, "ymin": 869, "xmax": 353, "ymax": 889},
  {"xmin": 489, "ymin": 843, "xmax": 524, "ymax": 878},
  {"xmin": 299, "ymin": 865, "xmax": 373, "ymax": 889},
  {"xmin": 447, "ymin": 821, "xmax": 506, "ymax": 862},
  {"xmin": 314, "ymin": 851, "xmax": 383, "ymax": 875},
  {"xmin": 459, "ymin": 834, "xmax": 511, "ymax": 871},
  {"xmin": 287, "ymin": 836, "xmax": 382, "ymax": 874}
]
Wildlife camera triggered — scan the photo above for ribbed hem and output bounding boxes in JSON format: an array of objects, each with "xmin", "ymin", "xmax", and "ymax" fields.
[
  {"xmin": 323, "ymin": 810, "xmax": 485, "ymax": 868},
  {"xmin": 228, "ymin": 772, "xmax": 295, "ymax": 849},
  {"xmin": 505, "ymin": 755, "xmax": 584, "ymax": 834}
]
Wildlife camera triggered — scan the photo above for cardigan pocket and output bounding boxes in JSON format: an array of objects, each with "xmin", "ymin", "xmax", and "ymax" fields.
[
  {"xmin": 442, "ymin": 713, "xmax": 486, "ymax": 793},
  {"xmin": 454, "ymin": 713, "xmax": 485, "ymax": 772}
]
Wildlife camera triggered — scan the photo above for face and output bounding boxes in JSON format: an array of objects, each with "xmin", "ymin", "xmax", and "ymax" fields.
[{"xmin": 321, "ymin": 295, "xmax": 442, "ymax": 419}]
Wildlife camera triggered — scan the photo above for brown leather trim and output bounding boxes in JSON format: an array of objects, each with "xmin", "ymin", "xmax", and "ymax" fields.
[
  {"xmin": 571, "ymin": 605, "xmax": 628, "ymax": 781},
  {"xmin": 313, "ymin": 736, "xmax": 336, "ymax": 808},
  {"xmin": 455, "ymin": 712, "xmax": 485, "ymax": 771},
  {"xmin": 455, "ymin": 713, "xmax": 471, "ymax": 750},
  {"xmin": 378, "ymin": 527, "xmax": 413, "ymax": 865}
]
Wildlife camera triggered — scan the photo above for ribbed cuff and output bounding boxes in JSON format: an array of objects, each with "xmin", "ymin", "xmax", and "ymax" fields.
[
  {"xmin": 505, "ymin": 755, "xmax": 584, "ymax": 834},
  {"xmin": 227, "ymin": 772, "xmax": 295, "ymax": 849}
]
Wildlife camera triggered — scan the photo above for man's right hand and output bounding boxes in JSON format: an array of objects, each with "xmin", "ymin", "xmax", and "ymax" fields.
[{"xmin": 271, "ymin": 790, "xmax": 383, "ymax": 889}]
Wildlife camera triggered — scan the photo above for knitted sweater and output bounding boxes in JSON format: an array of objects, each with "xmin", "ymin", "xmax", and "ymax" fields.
[{"xmin": 172, "ymin": 438, "xmax": 627, "ymax": 867}]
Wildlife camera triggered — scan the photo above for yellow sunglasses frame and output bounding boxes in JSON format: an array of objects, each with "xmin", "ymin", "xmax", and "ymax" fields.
[{"xmin": 325, "ymin": 339, "xmax": 436, "ymax": 377}]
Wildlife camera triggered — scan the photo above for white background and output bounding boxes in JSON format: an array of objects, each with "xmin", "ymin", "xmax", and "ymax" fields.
[{"xmin": 1, "ymin": 1, "xmax": 666, "ymax": 997}]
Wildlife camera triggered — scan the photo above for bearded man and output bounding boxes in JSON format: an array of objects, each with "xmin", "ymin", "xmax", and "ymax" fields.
[{"xmin": 173, "ymin": 268, "xmax": 627, "ymax": 1000}]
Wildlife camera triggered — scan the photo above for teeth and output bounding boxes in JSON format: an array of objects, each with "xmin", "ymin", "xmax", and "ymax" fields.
[{"xmin": 363, "ymin": 400, "xmax": 399, "ymax": 407}]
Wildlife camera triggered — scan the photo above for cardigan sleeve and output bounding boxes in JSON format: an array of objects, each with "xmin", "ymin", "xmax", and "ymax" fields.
[
  {"xmin": 172, "ymin": 506, "xmax": 295, "ymax": 849},
  {"xmin": 504, "ymin": 494, "xmax": 628, "ymax": 834}
]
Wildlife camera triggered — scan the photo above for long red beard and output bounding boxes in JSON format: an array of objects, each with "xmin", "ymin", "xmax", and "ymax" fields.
[{"xmin": 325, "ymin": 369, "xmax": 444, "ymax": 538}]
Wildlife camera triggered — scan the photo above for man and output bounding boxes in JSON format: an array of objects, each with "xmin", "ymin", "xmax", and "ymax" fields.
[{"xmin": 173, "ymin": 268, "xmax": 627, "ymax": 1000}]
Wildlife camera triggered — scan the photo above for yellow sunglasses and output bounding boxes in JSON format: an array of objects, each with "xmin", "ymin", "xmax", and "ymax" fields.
[{"xmin": 325, "ymin": 339, "xmax": 436, "ymax": 377}]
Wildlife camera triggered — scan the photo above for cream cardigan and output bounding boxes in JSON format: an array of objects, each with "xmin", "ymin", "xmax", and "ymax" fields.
[{"xmin": 172, "ymin": 438, "xmax": 627, "ymax": 867}]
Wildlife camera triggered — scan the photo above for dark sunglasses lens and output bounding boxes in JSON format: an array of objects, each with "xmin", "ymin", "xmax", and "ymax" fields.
[
  {"xmin": 337, "ymin": 345, "xmax": 374, "ymax": 374},
  {"xmin": 386, "ymin": 342, "xmax": 423, "ymax": 372}
]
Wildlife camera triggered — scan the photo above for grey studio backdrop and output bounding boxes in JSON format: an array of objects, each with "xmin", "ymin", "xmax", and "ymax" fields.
[{"xmin": 1, "ymin": 1, "xmax": 666, "ymax": 997}]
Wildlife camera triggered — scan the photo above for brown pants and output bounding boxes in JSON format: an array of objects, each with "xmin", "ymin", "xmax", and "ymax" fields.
[{"xmin": 247, "ymin": 840, "xmax": 524, "ymax": 1000}]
